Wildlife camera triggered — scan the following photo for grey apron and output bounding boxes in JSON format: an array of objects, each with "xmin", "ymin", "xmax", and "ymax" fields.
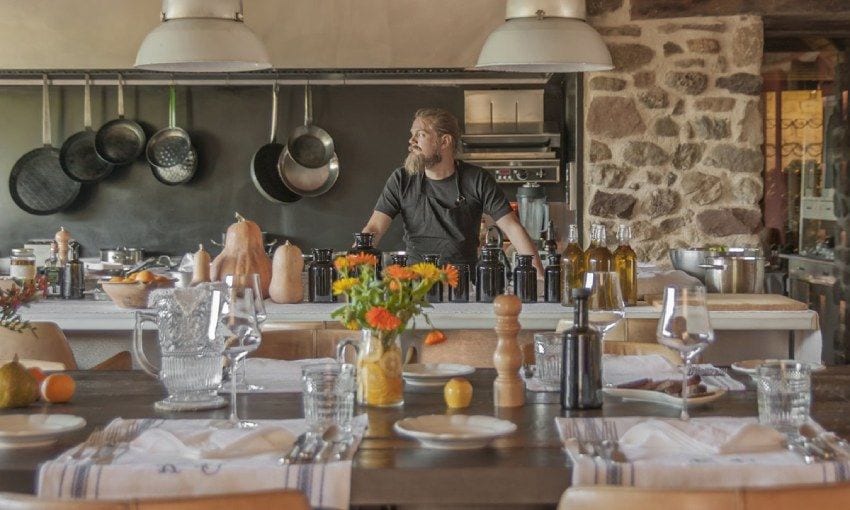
[{"xmin": 401, "ymin": 163, "xmax": 479, "ymax": 266}]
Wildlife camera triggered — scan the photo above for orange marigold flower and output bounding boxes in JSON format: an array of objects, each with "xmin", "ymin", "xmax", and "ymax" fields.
[
  {"xmin": 424, "ymin": 330, "xmax": 447, "ymax": 345},
  {"xmin": 442, "ymin": 264, "xmax": 459, "ymax": 288},
  {"xmin": 388, "ymin": 280, "xmax": 401, "ymax": 292},
  {"xmin": 365, "ymin": 306, "xmax": 402, "ymax": 331},
  {"xmin": 334, "ymin": 256, "xmax": 349, "ymax": 272},
  {"xmin": 384, "ymin": 264, "xmax": 415, "ymax": 281},
  {"xmin": 410, "ymin": 262, "xmax": 441, "ymax": 281},
  {"xmin": 347, "ymin": 253, "xmax": 378, "ymax": 267}
]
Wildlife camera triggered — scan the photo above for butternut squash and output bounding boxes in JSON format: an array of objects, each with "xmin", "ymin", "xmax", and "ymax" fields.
[
  {"xmin": 269, "ymin": 241, "xmax": 304, "ymax": 304},
  {"xmin": 210, "ymin": 212, "xmax": 273, "ymax": 298},
  {"xmin": 191, "ymin": 243, "xmax": 211, "ymax": 286}
]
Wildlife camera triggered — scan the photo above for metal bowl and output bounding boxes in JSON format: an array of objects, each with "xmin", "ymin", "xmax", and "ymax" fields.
[{"xmin": 669, "ymin": 247, "xmax": 761, "ymax": 281}]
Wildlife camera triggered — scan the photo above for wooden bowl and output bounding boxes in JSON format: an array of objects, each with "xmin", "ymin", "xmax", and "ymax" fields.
[{"xmin": 101, "ymin": 281, "xmax": 172, "ymax": 309}]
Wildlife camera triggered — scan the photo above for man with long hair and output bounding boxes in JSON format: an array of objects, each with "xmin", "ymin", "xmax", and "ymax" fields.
[{"xmin": 361, "ymin": 108, "xmax": 544, "ymax": 275}]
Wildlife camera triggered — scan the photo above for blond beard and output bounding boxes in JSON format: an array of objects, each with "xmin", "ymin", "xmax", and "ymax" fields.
[{"xmin": 404, "ymin": 151, "xmax": 442, "ymax": 174}]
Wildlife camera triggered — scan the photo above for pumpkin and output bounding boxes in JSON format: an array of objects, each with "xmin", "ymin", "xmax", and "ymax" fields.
[
  {"xmin": 191, "ymin": 243, "xmax": 211, "ymax": 286},
  {"xmin": 269, "ymin": 241, "xmax": 304, "ymax": 304},
  {"xmin": 210, "ymin": 212, "xmax": 273, "ymax": 298}
]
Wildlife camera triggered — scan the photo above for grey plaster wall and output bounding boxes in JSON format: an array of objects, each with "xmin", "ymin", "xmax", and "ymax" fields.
[{"xmin": 0, "ymin": 83, "xmax": 566, "ymax": 258}]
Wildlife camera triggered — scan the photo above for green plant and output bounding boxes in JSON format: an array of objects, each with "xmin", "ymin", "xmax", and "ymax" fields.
[{"xmin": 1, "ymin": 277, "xmax": 46, "ymax": 333}]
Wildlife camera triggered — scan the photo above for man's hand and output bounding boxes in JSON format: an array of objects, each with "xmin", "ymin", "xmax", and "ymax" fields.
[
  {"xmin": 495, "ymin": 213, "xmax": 545, "ymax": 277},
  {"xmin": 361, "ymin": 211, "xmax": 393, "ymax": 246}
]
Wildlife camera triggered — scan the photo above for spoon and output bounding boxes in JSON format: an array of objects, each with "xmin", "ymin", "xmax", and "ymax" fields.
[{"xmin": 316, "ymin": 424, "xmax": 345, "ymax": 462}]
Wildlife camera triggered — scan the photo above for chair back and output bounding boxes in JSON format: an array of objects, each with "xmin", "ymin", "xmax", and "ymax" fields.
[
  {"xmin": 0, "ymin": 489, "xmax": 310, "ymax": 509},
  {"xmin": 0, "ymin": 322, "xmax": 77, "ymax": 370}
]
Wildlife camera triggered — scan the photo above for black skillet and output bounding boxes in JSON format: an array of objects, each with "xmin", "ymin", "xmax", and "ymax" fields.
[
  {"xmin": 95, "ymin": 74, "xmax": 146, "ymax": 166},
  {"xmin": 9, "ymin": 76, "xmax": 81, "ymax": 215},
  {"xmin": 251, "ymin": 84, "xmax": 301, "ymax": 203},
  {"xmin": 59, "ymin": 75, "xmax": 115, "ymax": 182}
]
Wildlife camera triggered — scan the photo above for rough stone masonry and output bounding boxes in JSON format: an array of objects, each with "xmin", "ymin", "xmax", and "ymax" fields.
[{"xmin": 585, "ymin": 0, "xmax": 764, "ymax": 262}]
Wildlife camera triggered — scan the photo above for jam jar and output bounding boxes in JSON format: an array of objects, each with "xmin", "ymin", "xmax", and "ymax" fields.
[{"xmin": 10, "ymin": 248, "xmax": 37, "ymax": 283}]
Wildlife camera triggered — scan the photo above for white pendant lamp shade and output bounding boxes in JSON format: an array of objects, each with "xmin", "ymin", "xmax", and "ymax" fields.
[
  {"xmin": 135, "ymin": 0, "xmax": 271, "ymax": 72},
  {"xmin": 476, "ymin": 0, "xmax": 613, "ymax": 73}
]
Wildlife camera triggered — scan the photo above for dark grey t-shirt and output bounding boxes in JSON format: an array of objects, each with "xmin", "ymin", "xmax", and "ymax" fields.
[{"xmin": 374, "ymin": 161, "xmax": 512, "ymax": 265}]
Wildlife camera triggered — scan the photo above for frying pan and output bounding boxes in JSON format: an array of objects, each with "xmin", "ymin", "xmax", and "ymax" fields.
[
  {"xmin": 277, "ymin": 146, "xmax": 339, "ymax": 198},
  {"xmin": 146, "ymin": 85, "xmax": 191, "ymax": 169},
  {"xmin": 95, "ymin": 74, "xmax": 146, "ymax": 166},
  {"xmin": 9, "ymin": 76, "xmax": 81, "ymax": 215},
  {"xmin": 286, "ymin": 85, "xmax": 334, "ymax": 169},
  {"xmin": 59, "ymin": 74, "xmax": 115, "ymax": 182},
  {"xmin": 251, "ymin": 84, "xmax": 301, "ymax": 203}
]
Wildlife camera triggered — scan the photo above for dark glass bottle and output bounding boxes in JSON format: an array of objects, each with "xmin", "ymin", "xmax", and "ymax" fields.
[
  {"xmin": 62, "ymin": 243, "xmax": 84, "ymax": 300},
  {"xmin": 561, "ymin": 288, "xmax": 602, "ymax": 410},
  {"xmin": 544, "ymin": 254, "xmax": 561, "ymax": 303},
  {"xmin": 476, "ymin": 247, "xmax": 505, "ymax": 303},
  {"xmin": 390, "ymin": 252, "xmax": 408, "ymax": 267},
  {"xmin": 543, "ymin": 220, "xmax": 558, "ymax": 256},
  {"xmin": 349, "ymin": 232, "xmax": 382, "ymax": 277},
  {"xmin": 424, "ymin": 254, "xmax": 443, "ymax": 302},
  {"xmin": 561, "ymin": 224, "xmax": 584, "ymax": 304},
  {"xmin": 308, "ymin": 248, "xmax": 336, "ymax": 303},
  {"xmin": 447, "ymin": 263, "xmax": 470, "ymax": 302},
  {"xmin": 513, "ymin": 255, "xmax": 537, "ymax": 303}
]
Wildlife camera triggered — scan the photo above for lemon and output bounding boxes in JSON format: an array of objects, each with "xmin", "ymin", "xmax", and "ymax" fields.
[{"xmin": 444, "ymin": 377, "xmax": 473, "ymax": 408}]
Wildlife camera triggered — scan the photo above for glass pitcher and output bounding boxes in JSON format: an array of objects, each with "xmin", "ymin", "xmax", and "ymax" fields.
[
  {"xmin": 132, "ymin": 283, "xmax": 227, "ymax": 411},
  {"xmin": 337, "ymin": 329, "xmax": 414, "ymax": 407}
]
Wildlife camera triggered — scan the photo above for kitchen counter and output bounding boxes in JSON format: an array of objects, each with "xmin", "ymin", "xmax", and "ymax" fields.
[{"xmin": 23, "ymin": 297, "xmax": 822, "ymax": 365}]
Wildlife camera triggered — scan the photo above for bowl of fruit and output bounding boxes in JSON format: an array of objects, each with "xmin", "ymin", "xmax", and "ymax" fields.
[{"xmin": 101, "ymin": 270, "xmax": 174, "ymax": 309}]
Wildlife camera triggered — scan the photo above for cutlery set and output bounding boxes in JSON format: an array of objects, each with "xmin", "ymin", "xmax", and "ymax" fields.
[
  {"xmin": 280, "ymin": 427, "xmax": 352, "ymax": 464},
  {"xmin": 786, "ymin": 427, "xmax": 850, "ymax": 464},
  {"xmin": 70, "ymin": 421, "xmax": 151, "ymax": 464},
  {"xmin": 566, "ymin": 420, "xmax": 626, "ymax": 464}
]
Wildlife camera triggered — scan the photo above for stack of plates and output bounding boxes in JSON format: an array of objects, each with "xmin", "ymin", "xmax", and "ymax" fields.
[{"xmin": 402, "ymin": 363, "xmax": 475, "ymax": 387}]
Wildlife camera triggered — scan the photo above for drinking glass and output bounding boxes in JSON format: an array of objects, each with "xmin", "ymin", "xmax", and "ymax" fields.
[
  {"xmin": 302, "ymin": 363, "xmax": 356, "ymax": 437},
  {"xmin": 217, "ymin": 286, "xmax": 263, "ymax": 428},
  {"xmin": 225, "ymin": 273, "xmax": 266, "ymax": 391},
  {"xmin": 757, "ymin": 361, "xmax": 811, "ymax": 435},
  {"xmin": 656, "ymin": 285, "xmax": 715, "ymax": 420},
  {"xmin": 533, "ymin": 332, "xmax": 562, "ymax": 391},
  {"xmin": 583, "ymin": 272, "xmax": 625, "ymax": 338}
]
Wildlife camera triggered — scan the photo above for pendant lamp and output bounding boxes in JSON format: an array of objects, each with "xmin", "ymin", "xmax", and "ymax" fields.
[
  {"xmin": 476, "ymin": 0, "xmax": 613, "ymax": 73},
  {"xmin": 135, "ymin": 0, "xmax": 271, "ymax": 72}
]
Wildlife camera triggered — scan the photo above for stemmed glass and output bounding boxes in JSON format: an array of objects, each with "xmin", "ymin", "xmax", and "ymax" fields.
[
  {"xmin": 656, "ymin": 285, "xmax": 715, "ymax": 421},
  {"xmin": 225, "ymin": 273, "xmax": 266, "ymax": 391},
  {"xmin": 217, "ymin": 285, "xmax": 263, "ymax": 428},
  {"xmin": 583, "ymin": 271, "xmax": 626, "ymax": 339}
]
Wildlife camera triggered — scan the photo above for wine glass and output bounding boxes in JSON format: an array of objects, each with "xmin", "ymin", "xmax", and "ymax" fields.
[
  {"xmin": 224, "ymin": 273, "xmax": 266, "ymax": 391},
  {"xmin": 217, "ymin": 286, "xmax": 263, "ymax": 428},
  {"xmin": 583, "ymin": 271, "xmax": 626, "ymax": 339},
  {"xmin": 656, "ymin": 285, "xmax": 715, "ymax": 421}
]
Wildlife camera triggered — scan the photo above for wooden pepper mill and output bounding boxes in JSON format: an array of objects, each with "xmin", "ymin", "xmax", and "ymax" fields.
[
  {"xmin": 54, "ymin": 226, "xmax": 71, "ymax": 267},
  {"xmin": 493, "ymin": 294, "xmax": 525, "ymax": 407}
]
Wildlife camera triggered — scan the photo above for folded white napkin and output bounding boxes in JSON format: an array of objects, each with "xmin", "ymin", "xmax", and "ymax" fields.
[
  {"xmin": 619, "ymin": 418, "xmax": 785, "ymax": 455},
  {"xmin": 129, "ymin": 423, "xmax": 296, "ymax": 459},
  {"xmin": 557, "ymin": 417, "xmax": 846, "ymax": 489}
]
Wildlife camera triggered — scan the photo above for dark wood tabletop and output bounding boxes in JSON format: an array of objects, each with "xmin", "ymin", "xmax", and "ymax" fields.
[{"xmin": 2, "ymin": 367, "xmax": 850, "ymax": 508}]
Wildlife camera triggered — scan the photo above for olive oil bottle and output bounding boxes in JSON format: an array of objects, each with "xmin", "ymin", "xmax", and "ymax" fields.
[
  {"xmin": 613, "ymin": 224, "xmax": 637, "ymax": 306},
  {"xmin": 583, "ymin": 224, "xmax": 612, "ymax": 275},
  {"xmin": 560, "ymin": 224, "xmax": 584, "ymax": 305}
]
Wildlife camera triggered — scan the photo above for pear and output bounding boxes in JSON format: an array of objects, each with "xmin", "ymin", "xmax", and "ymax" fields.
[{"xmin": 0, "ymin": 354, "xmax": 38, "ymax": 408}]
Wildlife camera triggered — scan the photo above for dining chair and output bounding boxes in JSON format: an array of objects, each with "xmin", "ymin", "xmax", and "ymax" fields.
[
  {"xmin": 0, "ymin": 321, "xmax": 132, "ymax": 371},
  {"xmin": 0, "ymin": 489, "xmax": 311, "ymax": 510},
  {"xmin": 558, "ymin": 482, "xmax": 850, "ymax": 510}
]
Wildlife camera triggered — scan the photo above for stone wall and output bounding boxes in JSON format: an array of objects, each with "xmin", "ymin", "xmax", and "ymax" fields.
[{"xmin": 585, "ymin": 1, "xmax": 764, "ymax": 262}]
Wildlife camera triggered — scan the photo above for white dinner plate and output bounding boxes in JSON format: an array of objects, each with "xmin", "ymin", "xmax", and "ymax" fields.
[
  {"xmin": 602, "ymin": 386, "xmax": 726, "ymax": 409},
  {"xmin": 731, "ymin": 359, "xmax": 826, "ymax": 378},
  {"xmin": 394, "ymin": 415, "xmax": 516, "ymax": 450},
  {"xmin": 0, "ymin": 414, "xmax": 86, "ymax": 448},
  {"xmin": 402, "ymin": 363, "xmax": 475, "ymax": 387}
]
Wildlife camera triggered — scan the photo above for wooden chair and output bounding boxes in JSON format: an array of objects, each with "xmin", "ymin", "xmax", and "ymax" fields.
[
  {"xmin": 0, "ymin": 322, "xmax": 132, "ymax": 371},
  {"xmin": 558, "ymin": 482, "xmax": 850, "ymax": 510},
  {"xmin": 0, "ymin": 489, "xmax": 310, "ymax": 510}
]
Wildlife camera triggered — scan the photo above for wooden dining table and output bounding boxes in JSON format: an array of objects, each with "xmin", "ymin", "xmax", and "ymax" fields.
[{"xmin": 2, "ymin": 366, "xmax": 850, "ymax": 508}]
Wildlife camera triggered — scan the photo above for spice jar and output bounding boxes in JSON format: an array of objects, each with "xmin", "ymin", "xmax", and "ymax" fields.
[
  {"xmin": 10, "ymin": 248, "xmax": 37, "ymax": 283},
  {"xmin": 476, "ymin": 247, "xmax": 505, "ymax": 303},
  {"xmin": 308, "ymin": 248, "xmax": 336, "ymax": 303}
]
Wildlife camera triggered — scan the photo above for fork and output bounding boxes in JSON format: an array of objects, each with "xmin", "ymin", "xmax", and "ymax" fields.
[{"xmin": 71, "ymin": 427, "xmax": 105, "ymax": 460}]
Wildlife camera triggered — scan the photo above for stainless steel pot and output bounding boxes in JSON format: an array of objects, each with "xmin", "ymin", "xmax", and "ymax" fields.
[
  {"xmin": 669, "ymin": 247, "xmax": 760, "ymax": 281},
  {"xmin": 699, "ymin": 255, "xmax": 765, "ymax": 294},
  {"xmin": 100, "ymin": 247, "xmax": 144, "ymax": 265}
]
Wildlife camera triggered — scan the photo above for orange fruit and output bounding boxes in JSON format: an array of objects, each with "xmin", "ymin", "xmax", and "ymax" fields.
[
  {"xmin": 444, "ymin": 377, "xmax": 473, "ymax": 408},
  {"xmin": 134, "ymin": 270, "xmax": 155, "ymax": 284},
  {"xmin": 40, "ymin": 373, "xmax": 76, "ymax": 403},
  {"xmin": 425, "ymin": 330, "xmax": 447, "ymax": 346},
  {"xmin": 27, "ymin": 367, "xmax": 46, "ymax": 386}
]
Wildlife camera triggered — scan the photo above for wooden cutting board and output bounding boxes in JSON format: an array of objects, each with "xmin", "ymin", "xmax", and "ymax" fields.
[{"xmin": 647, "ymin": 293, "xmax": 808, "ymax": 311}]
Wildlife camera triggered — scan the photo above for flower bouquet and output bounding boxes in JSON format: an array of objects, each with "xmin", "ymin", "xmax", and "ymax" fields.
[
  {"xmin": 331, "ymin": 253, "xmax": 458, "ymax": 406},
  {"xmin": 1, "ymin": 277, "xmax": 47, "ymax": 332}
]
